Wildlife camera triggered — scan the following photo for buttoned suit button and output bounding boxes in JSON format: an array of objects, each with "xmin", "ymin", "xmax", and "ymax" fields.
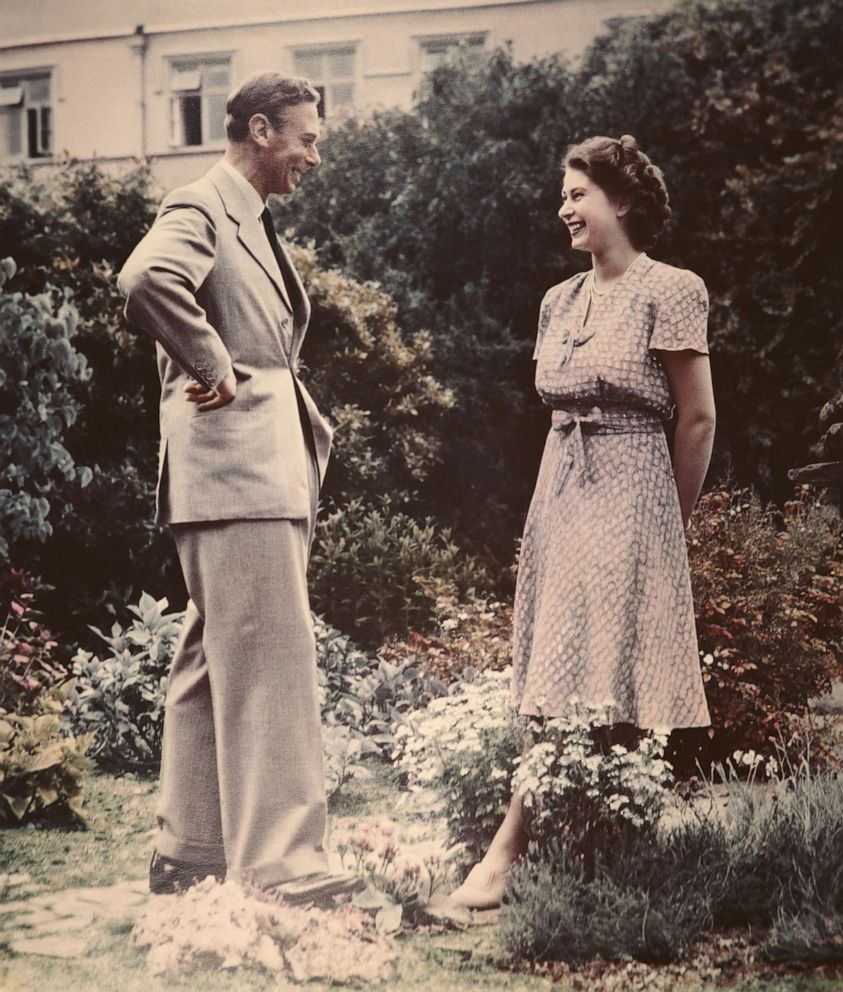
[{"xmin": 282, "ymin": 317, "xmax": 291, "ymax": 330}]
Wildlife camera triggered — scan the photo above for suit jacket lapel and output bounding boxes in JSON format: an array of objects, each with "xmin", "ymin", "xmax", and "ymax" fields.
[
  {"xmin": 207, "ymin": 162, "xmax": 294, "ymax": 315},
  {"xmin": 275, "ymin": 238, "xmax": 311, "ymax": 352}
]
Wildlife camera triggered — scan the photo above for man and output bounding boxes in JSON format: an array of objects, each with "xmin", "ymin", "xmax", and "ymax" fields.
[{"xmin": 118, "ymin": 72, "xmax": 360, "ymax": 903}]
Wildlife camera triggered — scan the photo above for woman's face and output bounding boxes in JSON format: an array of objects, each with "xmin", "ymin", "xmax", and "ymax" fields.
[{"xmin": 558, "ymin": 167, "xmax": 629, "ymax": 255}]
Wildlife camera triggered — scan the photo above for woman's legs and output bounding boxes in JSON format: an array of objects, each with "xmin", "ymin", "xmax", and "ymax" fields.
[
  {"xmin": 447, "ymin": 792, "xmax": 528, "ymax": 909},
  {"xmin": 479, "ymin": 792, "xmax": 529, "ymax": 868}
]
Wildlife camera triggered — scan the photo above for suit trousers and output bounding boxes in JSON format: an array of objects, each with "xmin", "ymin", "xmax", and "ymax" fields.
[{"xmin": 155, "ymin": 455, "xmax": 328, "ymax": 886}]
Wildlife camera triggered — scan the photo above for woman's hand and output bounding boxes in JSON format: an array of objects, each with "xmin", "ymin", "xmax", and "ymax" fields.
[{"xmin": 659, "ymin": 350, "xmax": 716, "ymax": 529}]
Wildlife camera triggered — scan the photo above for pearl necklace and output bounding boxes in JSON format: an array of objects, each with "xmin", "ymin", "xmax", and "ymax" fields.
[{"xmin": 590, "ymin": 252, "xmax": 646, "ymax": 301}]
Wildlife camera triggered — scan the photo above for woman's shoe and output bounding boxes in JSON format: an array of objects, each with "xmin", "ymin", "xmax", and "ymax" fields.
[{"xmin": 447, "ymin": 861, "xmax": 509, "ymax": 910}]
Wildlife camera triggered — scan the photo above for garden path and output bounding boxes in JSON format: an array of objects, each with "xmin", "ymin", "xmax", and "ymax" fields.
[{"xmin": 0, "ymin": 875, "xmax": 148, "ymax": 959}]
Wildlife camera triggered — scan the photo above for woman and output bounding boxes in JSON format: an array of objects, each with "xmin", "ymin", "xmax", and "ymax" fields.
[{"xmin": 450, "ymin": 135, "xmax": 716, "ymax": 910}]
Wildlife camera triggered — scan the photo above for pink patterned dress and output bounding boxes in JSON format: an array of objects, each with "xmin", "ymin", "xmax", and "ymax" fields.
[{"xmin": 511, "ymin": 254, "xmax": 711, "ymax": 729}]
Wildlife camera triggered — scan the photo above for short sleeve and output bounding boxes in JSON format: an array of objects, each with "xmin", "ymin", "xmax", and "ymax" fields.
[
  {"xmin": 533, "ymin": 284, "xmax": 563, "ymax": 359},
  {"xmin": 649, "ymin": 270, "xmax": 709, "ymax": 355}
]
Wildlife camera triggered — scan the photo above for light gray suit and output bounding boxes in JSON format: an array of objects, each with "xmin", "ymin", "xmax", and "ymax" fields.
[{"xmin": 119, "ymin": 160, "xmax": 332, "ymax": 885}]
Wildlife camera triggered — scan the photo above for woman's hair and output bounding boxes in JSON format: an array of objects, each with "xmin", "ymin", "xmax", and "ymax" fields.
[
  {"xmin": 225, "ymin": 72, "xmax": 320, "ymax": 142},
  {"xmin": 563, "ymin": 135, "xmax": 671, "ymax": 249}
]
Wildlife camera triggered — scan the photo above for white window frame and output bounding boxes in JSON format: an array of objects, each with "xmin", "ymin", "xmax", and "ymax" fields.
[
  {"xmin": 167, "ymin": 54, "xmax": 232, "ymax": 148},
  {"xmin": 417, "ymin": 33, "xmax": 487, "ymax": 83},
  {"xmin": 0, "ymin": 71, "xmax": 53, "ymax": 161},
  {"xmin": 291, "ymin": 44, "xmax": 358, "ymax": 122}
]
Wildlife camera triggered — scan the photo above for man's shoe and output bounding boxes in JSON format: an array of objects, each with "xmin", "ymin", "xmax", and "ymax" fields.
[
  {"xmin": 266, "ymin": 870, "xmax": 366, "ymax": 908},
  {"xmin": 148, "ymin": 850, "xmax": 226, "ymax": 895}
]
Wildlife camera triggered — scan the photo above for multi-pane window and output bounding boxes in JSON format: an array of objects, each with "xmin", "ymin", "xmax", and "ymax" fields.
[
  {"xmin": 293, "ymin": 48, "xmax": 355, "ymax": 120},
  {"xmin": 0, "ymin": 73, "xmax": 52, "ymax": 160},
  {"xmin": 419, "ymin": 35, "xmax": 485, "ymax": 75},
  {"xmin": 169, "ymin": 56, "xmax": 231, "ymax": 147}
]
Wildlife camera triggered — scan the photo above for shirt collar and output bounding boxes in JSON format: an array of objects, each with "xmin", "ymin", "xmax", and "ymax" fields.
[{"xmin": 219, "ymin": 158, "xmax": 265, "ymax": 220}]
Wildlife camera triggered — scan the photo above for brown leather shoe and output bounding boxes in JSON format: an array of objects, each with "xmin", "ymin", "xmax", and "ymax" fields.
[
  {"xmin": 148, "ymin": 850, "xmax": 226, "ymax": 895},
  {"xmin": 265, "ymin": 870, "xmax": 366, "ymax": 908}
]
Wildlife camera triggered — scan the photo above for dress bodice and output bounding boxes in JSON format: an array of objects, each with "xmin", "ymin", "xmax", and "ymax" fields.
[{"xmin": 534, "ymin": 256, "xmax": 709, "ymax": 421}]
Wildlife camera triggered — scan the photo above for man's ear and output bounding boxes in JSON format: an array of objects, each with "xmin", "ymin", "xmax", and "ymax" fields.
[{"xmin": 248, "ymin": 113, "xmax": 271, "ymax": 145}]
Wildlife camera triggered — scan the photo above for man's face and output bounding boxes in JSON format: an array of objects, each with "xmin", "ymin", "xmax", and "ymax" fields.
[{"xmin": 263, "ymin": 101, "xmax": 321, "ymax": 196}]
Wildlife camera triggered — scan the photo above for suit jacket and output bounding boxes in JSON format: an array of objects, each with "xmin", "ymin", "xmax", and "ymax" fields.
[{"xmin": 118, "ymin": 161, "xmax": 332, "ymax": 525}]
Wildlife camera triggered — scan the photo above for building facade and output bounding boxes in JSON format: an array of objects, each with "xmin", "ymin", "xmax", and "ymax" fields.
[{"xmin": 0, "ymin": 0, "xmax": 670, "ymax": 189}]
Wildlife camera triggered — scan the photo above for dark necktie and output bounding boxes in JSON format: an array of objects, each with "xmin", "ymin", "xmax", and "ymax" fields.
[{"xmin": 260, "ymin": 207, "xmax": 306, "ymax": 327}]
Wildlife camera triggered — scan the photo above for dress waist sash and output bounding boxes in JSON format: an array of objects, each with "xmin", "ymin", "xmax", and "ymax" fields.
[{"xmin": 549, "ymin": 405, "xmax": 663, "ymax": 495}]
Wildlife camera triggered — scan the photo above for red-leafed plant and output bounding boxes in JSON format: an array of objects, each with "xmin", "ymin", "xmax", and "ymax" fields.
[
  {"xmin": 0, "ymin": 569, "xmax": 69, "ymax": 714},
  {"xmin": 688, "ymin": 486, "xmax": 843, "ymax": 760}
]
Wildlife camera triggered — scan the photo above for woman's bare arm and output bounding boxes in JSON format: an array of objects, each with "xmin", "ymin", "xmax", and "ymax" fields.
[{"xmin": 659, "ymin": 350, "xmax": 716, "ymax": 529}]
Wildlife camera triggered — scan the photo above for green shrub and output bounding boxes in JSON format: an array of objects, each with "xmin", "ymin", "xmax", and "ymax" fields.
[
  {"xmin": 315, "ymin": 614, "xmax": 445, "ymax": 795},
  {"xmin": 513, "ymin": 704, "xmax": 673, "ymax": 853},
  {"xmin": 0, "ymin": 712, "xmax": 91, "ymax": 827},
  {"xmin": 64, "ymin": 594, "xmax": 435, "ymax": 792},
  {"xmin": 393, "ymin": 668, "xmax": 522, "ymax": 863},
  {"xmin": 765, "ymin": 910, "xmax": 843, "ymax": 966},
  {"xmin": 0, "ymin": 572, "xmax": 91, "ymax": 827},
  {"xmin": 287, "ymin": 242, "xmax": 456, "ymax": 506},
  {"xmin": 502, "ymin": 845, "xmax": 711, "ymax": 965},
  {"xmin": 282, "ymin": 0, "xmax": 843, "ymax": 520},
  {"xmin": 0, "ymin": 257, "xmax": 92, "ymax": 561},
  {"xmin": 66, "ymin": 592, "xmax": 181, "ymax": 770},
  {"xmin": 703, "ymin": 760, "xmax": 843, "ymax": 932},
  {"xmin": 316, "ymin": 614, "xmax": 444, "ymax": 756},
  {"xmin": 500, "ymin": 755, "xmax": 843, "ymax": 969},
  {"xmin": 393, "ymin": 675, "xmax": 676, "ymax": 866},
  {"xmin": 689, "ymin": 486, "xmax": 843, "ymax": 761},
  {"xmin": 310, "ymin": 496, "xmax": 492, "ymax": 646}
]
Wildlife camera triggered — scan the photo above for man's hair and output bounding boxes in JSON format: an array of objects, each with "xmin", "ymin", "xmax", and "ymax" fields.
[{"xmin": 225, "ymin": 72, "xmax": 320, "ymax": 142}]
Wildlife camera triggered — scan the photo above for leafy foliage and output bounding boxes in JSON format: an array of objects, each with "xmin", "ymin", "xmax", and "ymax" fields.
[
  {"xmin": 0, "ymin": 258, "xmax": 92, "ymax": 560},
  {"xmin": 316, "ymin": 614, "xmax": 444, "ymax": 796},
  {"xmin": 689, "ymin": 486, "xmax": 843, "ymax": 758},
  {"xmin": 316, "ymin": 614, "xmax": 444, "ymax": 759},
  {"xmin": 500, "ymin": 756, "xmax": 843, "ymax": 968},
  {"xmin": 64, "ymin": 593, "xmax": 441, "ymax": 792},
  {"xmin": 1, "ymin": 571, "xmax": 67, "ymax": 715},
  {"xmin": 0, "ymin": 572, "xmax": 90, "ymax": 827},
  {"xmin": 66, "ymin": 592, "xmax": 181, "ymax": 770},
  {"xmin": 287, "ymin": 242, "xmax": 455, "ymax": 504},
  {"xmin": 279, "ymin": 0, "xmax": 843, "ymax": 552},
  {"xmin": 0, "ymin": 163, "xmax": 171, "ymax": 634},
  {"xmin": 392, "ymin": 668, "xmax": 522, "ymax": 863},
  {"xmin": 514, "ymin": 705, "xmax": 673, "ymax": 852},
  {"xmin": 0, "ymin": 712, "xmax": 91, "ymax": 827},
  {"xmin": 393, "ymin": 674, "xmax": 675, "ymax": 865},
  {"xmin": 310, "ymin": 497, "xmax": 492, "ymax": 646},
  {"xmin": 378, "ymin": 590, "xmax": 514, "ymax": 683}
]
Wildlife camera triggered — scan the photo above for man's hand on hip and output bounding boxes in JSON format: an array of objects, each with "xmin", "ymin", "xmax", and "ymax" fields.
[{"xmin": 185, "ymin": 369, "xmax": 237, "ymax": 411}]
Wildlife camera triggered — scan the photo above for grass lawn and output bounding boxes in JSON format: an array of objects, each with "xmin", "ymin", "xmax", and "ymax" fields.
[{"xmin": 1, "ymin": 762, "xmax": 842, "ymax": 991}]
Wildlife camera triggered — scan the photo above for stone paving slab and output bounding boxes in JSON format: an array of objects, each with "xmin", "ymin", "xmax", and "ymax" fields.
[
  {"xmin": 9, "ymin": 935, "xmax": 91, "ymax": 958},
  {"xmin": 0, "ymin": 877, "xmax": 150, "ymax": 959}
]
